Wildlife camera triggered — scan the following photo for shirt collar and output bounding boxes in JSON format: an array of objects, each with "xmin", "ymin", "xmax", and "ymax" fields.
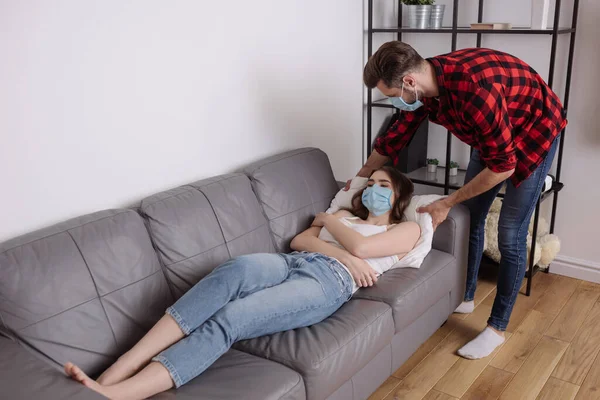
[{"xmin": 426, "ymin": 57, "xmax": 447, "ymax": 98}]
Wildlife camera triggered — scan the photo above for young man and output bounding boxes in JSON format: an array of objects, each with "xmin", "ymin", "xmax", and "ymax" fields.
[{"xmin": 352, "ymin": 41, "xmax": 565, "ymax": 359}]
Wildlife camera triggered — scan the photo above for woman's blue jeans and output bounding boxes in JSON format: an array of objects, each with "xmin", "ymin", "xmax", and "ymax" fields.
[
  {"xmin": 152, "ymin": 251, "xmax": 354, "ymax": 387},
  {"xmin": 463, "ymin": 136, "xmax": 560, "ymax": 331}
]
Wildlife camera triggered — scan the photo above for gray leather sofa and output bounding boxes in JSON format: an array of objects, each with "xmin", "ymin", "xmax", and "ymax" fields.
[{"xmin": 0, "ymin": 148, "xmax": 468, "ymax": 400}]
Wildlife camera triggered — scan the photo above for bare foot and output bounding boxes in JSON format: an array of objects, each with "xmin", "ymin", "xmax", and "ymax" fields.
[
  {"xmin": 65, "ymin": 362, "xmax": 113, "ymax": 399},
  {"xmin": 97, "ymin": 356, "xmax": 141, "ymax": 386}
]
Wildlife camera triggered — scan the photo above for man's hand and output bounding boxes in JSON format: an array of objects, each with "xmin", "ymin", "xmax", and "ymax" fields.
[
  {"xmin": 417, "ymin": 199, "xmax": 452, "ymax": 230},
  {"xmin": 343, "ymin": 166, "xmax": 374, "ymax": 191},
  {"xmin": 342, "ymin": 255, "xmax": 378, "ymax": 287}
]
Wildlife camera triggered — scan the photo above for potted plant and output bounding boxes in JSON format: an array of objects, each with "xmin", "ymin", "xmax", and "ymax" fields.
[
  {"xmin": 449, "ymin": 161, "xmax": 459, "ymax": 176},
  {"xmin": 430, "ymin": 2, "xmax": 446, "ymax": 30},
  {"xmin": 427, "ymin": 158, "xmax": 439, "ymax": 173},
  {"xmin": 402, "ymin": 0, "xmax": 435, "ymax": 29}
]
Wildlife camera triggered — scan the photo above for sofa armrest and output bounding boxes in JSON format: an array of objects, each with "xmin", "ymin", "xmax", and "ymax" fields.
[
  {"xmin": 0, "ymin": 337, "xmax": 106, "ymax": 400},
  {"xmin": 431, "ymin": 204, "xmax": 470, "ymax": 307},
  {"xmin": 432, "ymin": 204, "xmax": 469, "ymax": 259}
]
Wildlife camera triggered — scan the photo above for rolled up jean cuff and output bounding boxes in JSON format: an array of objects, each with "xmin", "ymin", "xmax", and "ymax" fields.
[
  {"xmin": 166, "ymin": 306, "xmax": 192, "ymax": 335},
  {"xmin": 152, "ymin": 354, "xmax": 184, "ymax": 388},
  {"xmin": 487, "ymin": 316, "xmax": 507, "ymax": 332}
]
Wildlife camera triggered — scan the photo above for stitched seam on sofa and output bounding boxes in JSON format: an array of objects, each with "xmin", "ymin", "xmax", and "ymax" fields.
[
  {"xmin": 0, "ymin": 310, "xmax": 11, "ymax": 339},
  {"xmin": 447, "ymin": 216, "xmax": 457, "ymax": 256},
  {"xmin": 247, "ymin": 180, "xmax": 280, "ymax": 252},
  {"xmin": 0, "ymin": 210, "xmax": 130, "ymax": 254},
  {"xmin": 267, "ymin": 197, "xmax": 333, "ymax": 223},
  {"xmin": 164, "ymin": 243, "xmax": 227, "ymax": 268},
  {"xmin": 140, "ymin": 186, "xmax": 197, "ymax": 210},
  {"xmin": 244, "ymin": 148, "xmax": 317, "ymax": 175},
  {"xmin": 140, "ymin": 174, "xmax": 246, "ymax": 209},
  {"xmin": 194, "ymin": 187, "xmax": 232, "ymax": 259},
  {"xmin": 137, "ymin": 209, "xmax": 176, "ymax": 302},
  {"xmin": 299, "ymin": 162, "xmax": 317, "ymax": 216},
  {"xmin": 277, "ymin": 372, "xmax": 304, "ymax": 400},
  {"xmin": 248, "ymin": 304, "xmax": 393, "ymax": 368},
  {"xmin": 226, "ymin": 223, "xmax": 271, "ymax": 244},
  {"xmin": 15, "ymin": 297, "xmax": 98, "ymax": 331},
  {"xmin": 354, "ymin": 257, "xmax": 455, "ymax": 308},
  {"xmin": 161, "ymin": 222, "xmax": 270, "ymax": 268},
  {"xmin": 311, "ymin": 305, "xmax": 393, "ymax": 367},
  {"xmin": 66, "ymin": 231, "xmax": 119, "ymax": 350},
  {"xmin": 99, "ymin": 269, "xmax": 164, "ymax": 298},
  {"xmin": 390, "ymin": 257, "xmax": 455, "ymax": 303}
]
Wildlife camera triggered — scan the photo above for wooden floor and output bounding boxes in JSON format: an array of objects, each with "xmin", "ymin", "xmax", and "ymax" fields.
[{"xmin": 368, "ymin": 268, "xmax": 600, "ymax": 400}]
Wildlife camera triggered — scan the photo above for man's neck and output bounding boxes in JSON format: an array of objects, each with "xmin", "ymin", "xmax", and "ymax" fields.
[{"xmin": 418, "ymin": 60, "xmax": 440, "ymax": 98}]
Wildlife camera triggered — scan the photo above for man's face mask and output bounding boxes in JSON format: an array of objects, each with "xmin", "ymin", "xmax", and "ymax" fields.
[{"xmin": 389, "ymin": 82, "xmax": 424, "ymax": 112}]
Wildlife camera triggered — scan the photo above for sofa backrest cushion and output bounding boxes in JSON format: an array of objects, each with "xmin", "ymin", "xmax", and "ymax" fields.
[
  {"xmin": 139, "ymin": 173, "xmax": 275, "ymax": 298},
  {"xmin": 0, "ymin": 209, "xmax": 172, "ymax": 376},
  {"xmin": 243, "ymin": 148, "xmax": 339, "ymax": 253}
]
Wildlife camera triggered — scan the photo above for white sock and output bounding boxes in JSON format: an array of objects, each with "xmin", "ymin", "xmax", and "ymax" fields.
[
  {"xmin": 454, "ymin": 301, "xmax": 474, "ymax": 314},
  {"xmin": 458, "ymin": 327, "xmax": 505, "ymax": 360}
]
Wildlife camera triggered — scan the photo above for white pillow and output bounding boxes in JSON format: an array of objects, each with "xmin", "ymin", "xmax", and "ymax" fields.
[{"xmin": 325, "ymin": 177, "xmax": 443, "ymax": 269}]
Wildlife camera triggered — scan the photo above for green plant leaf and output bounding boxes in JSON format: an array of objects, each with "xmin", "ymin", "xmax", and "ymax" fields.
[{"xmin": 402, "ymin": 0, "xmax": 435, "ymax": 5}]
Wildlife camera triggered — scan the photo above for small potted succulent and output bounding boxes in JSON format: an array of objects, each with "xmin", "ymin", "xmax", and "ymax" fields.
[
  {"xmin": 402, "ymin": 0, "xmax": 435, "ymax": 29},
  {"xmin": 449, "ymin": 161, "xmax": 459, "ymax": 176},
  {"xmin": 427, "ymin": 158, "xmax": 439, "ymax": 173}
]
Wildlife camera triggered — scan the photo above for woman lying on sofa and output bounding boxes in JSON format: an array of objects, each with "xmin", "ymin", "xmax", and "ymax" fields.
[{"xmin": 64, "ymin": 166, "xmax": 421, "ymax": 400}]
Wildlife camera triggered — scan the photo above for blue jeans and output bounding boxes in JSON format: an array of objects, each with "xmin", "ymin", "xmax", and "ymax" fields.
[
  {"xmin": 463, "ymin": 136, "xmax": 560, "ymax": 331},
  {"xmin": 152, "ymin": 251, "xmax": 354, "ymax": 387}
]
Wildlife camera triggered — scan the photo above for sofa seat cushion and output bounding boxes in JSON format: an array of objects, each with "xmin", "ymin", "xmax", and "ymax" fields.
[
  {"xmin": 352, "ymin": 249, "xmax": 458, "ymax": 333},
  {"xmin": 233, "ymin": 299, "xmax": 393, "ymax": 400},
  {"xmin": 151, "ymin": 349, "xmax": 305, "ymax": 400}
]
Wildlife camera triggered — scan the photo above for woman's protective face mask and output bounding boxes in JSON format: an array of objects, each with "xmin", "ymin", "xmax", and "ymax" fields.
[
  {"xmin": 389, "ymin": 82, "xmax": 424, "ymax": 111},
  {"xmin": 361, "ymin": 184, "xmax": 393, "ymax": 216}
]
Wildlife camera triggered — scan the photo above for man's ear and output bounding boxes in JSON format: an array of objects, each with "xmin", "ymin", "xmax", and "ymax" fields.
[{"xmin": 402, "ymin": 75, "xmax": 416, "ymax": 88}]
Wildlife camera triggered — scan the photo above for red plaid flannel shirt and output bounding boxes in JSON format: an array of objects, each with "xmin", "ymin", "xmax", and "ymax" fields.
[{"xmin": 373, "ymin": 48, "xmax": 567, "ymax": 187}]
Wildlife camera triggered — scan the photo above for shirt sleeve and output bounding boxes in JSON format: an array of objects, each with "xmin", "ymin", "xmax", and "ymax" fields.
[
  {"xmin": 372, "ymin": 107, "xmax": 428, "ymax": 164},
  {"xmin": 462, "ymin": 84, "xmax": 517, "ymax": 173}
]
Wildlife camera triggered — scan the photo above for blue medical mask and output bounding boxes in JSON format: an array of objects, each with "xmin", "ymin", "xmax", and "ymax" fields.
[
  {"xmin": 389, "ymin": 82, "xmax": 424, "ymax": 111},
  {"xmin": 361, "ymin": 184, "xmax": 393, "ymax": 216}
]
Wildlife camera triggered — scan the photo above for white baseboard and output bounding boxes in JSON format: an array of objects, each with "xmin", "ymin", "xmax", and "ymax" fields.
[{"xmin": 550, "ymin": 255, "xmax": 600, "ymax": 283}]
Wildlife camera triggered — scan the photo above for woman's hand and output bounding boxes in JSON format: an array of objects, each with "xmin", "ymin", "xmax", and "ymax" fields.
[
  {"xmin": 342, "ymin": 255, "xmax": 378, "ymax": 288},
  {"xmin": 311, "ymin": 212, "xmax": 333, "ymax": 227}
]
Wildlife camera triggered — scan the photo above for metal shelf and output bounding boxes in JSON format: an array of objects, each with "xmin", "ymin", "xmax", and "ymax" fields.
[
  {"xmin": 372, "ymin": 27, "xmax": 575, "ymax": 35},
  {"xmin": 365, "ymin": 0, "xmax": 580, "ymax": 296}
]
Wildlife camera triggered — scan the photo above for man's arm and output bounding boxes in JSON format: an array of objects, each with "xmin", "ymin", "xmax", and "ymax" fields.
[
  {"xmin": 418, "ymin": 84, "xmax": 517, "ymax": 227},
  {"xmin": 444, "ymin": 167, "xmax": 513, "ymax": 208},
  {"xmin": 346, "ymin": 109, "xmax": 429, "ymax": 188}
]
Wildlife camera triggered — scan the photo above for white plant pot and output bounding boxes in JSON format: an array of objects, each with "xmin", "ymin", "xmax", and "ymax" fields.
[
  {"xmin": 430, "ymin": 5, "xmax": 445, "ymax": 29},
  {"xmin": 449, "ymin": 167, "xmax": 458, "ymax": 176},
  {"xmin": 427, "ymin": 164, "xmax": 437, "ymax": 173}
]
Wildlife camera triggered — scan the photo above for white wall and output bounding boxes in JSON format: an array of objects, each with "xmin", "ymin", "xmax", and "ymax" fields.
[
  {"xmin": 367, "ymin": 0, "xmax": 600, "ymax": 274},
  {"xmin": 0, "ymin": 0, "xmax": 364, "ymax": 242},
  {"xmin": 551, "ymin": 0, "xmax": 600, "ymax": 278}
]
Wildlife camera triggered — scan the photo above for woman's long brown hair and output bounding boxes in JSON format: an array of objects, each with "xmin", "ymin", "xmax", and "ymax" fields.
[{"xmin": 344, "ymin": 166, "xmax": 414, "ymax": 224}]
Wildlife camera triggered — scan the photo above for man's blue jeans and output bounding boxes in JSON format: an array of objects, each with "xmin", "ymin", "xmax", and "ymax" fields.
[
  {"xmin": 463, "ymin": 136, "xmax": 560, "ymax": 331},
  {"xmin": 152, "ymin": 251, "xmax": 354, "ymax": 387}
]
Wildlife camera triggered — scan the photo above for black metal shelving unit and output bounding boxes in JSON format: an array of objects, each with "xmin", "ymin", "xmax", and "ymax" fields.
[{"xmin": 366, "ymin": 0, "xmax": 580, "ymax": 296}]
